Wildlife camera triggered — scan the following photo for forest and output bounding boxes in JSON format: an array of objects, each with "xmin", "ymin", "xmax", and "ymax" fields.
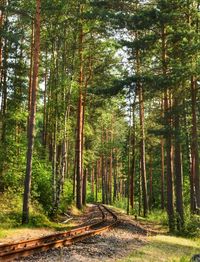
[{"xmin": 0, "ymin": 0, "xmax": 200, "ymax": 260}]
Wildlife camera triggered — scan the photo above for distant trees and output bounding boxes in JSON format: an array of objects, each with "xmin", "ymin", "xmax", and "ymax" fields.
[
  {"xmin": 0, "ymin": 0, "xmax": 200, "ymax": 233},
  {"xmin": 117, "ymin": 0, "xmax": 200, "ymax": 231}
]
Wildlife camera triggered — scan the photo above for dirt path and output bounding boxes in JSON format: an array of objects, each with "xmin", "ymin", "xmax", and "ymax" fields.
[{"xmin": 17, "ymin": 206, "xmax": 150, "ymax": 262}]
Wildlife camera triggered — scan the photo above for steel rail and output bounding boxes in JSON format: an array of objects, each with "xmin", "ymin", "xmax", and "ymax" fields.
[
  {"xmin": 0, "ymin": 205, "xmax": 117, "ymax": 262},
  {"xmin": 0, "ymin": 205, "xmax": 105, "ymax": 254}
]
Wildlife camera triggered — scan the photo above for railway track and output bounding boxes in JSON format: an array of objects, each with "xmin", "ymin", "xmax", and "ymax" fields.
[{"xmin": 0, "ymin": 205, "xmax": 117, "ymax": 261}]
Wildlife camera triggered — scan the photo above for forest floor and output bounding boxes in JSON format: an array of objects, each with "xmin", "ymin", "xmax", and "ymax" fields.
[{"xmin": 0, "ymin": 205, "xmax": 199, "ymax": 262}]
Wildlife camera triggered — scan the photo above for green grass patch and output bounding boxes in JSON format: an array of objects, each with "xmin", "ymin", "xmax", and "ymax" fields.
[
  {"xmin": 120, "ymin": 235, "xmax": 200, "ymax": 262},
  {"xmin": 0, "ymin": 190, "xmax": 76, "ymax": 241}
]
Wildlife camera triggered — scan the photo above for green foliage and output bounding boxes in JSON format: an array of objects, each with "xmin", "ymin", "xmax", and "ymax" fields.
[
  {"xmin": 31, "ymin": 158, "xmax": 52, "ymax": 213},
  {"xmin": 0, "ymin": 189, "xmax": 23, "ymax": 228},
  {"xmin": 59, "ymin": 180, "xmax": 74, "ymax": 213},
  {"xmin": 0, "ymin": 189, "xmax": 55, "ymax": 229},
  {"xmin": 28, "ymin": 212, "xmax": 52, "ymax": 228},
  {"xmin": 1, "ymin": 0, "xmax": 200, "ymax": 239},
  {"xmin": 86, "ymin": 182, "xmax": 95, "ymax": 203},
  {"xmin": 147, "ymin": 210, "xmax": 168, "ymax": 226},
  {"xmin": 113, "ymin": 197, "xmax": 127, "ymax": 210},
  {"xmin": 181, "ymin": 212, "xmax": 200, "ymax": 238}
]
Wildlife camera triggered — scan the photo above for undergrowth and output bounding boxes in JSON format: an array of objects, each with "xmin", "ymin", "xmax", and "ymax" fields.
[
  {"xmin": 113, "ymin": 198, "xmax": 200, "ymax": 238},
  {"xmin": 0, "ymin": 189, "xmax": 69, "ymax": 231}
]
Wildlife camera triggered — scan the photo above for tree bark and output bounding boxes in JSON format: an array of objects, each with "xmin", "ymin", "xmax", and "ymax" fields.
[
  {"xmin": 76, "ymin": 7, "xmax": 84, "ymax": 209},
  {"xmin": 138, "ymin": 163, "xmax": 142, "ymax": 216},
  {"xmin": 95, "ymin": 159, "xmax": 100, "ymax": 202},
  {"xmin": 91, "ymin": 165, "xmax": 94, "ymax": 200},
  {"xmin": 109, "ymin": 131, "xmax": 113, "ymax": 204},
  {"xmin": 27, "ymin": 21, "xmax": 34, "ymax": 119},
  {"xmin": 161, "ymin": 98, "xmax": 165, "ymax": 210},
  {"xmin": 135, "ymin": 40, "xmax": 148, "ymax": 217},
  {"xmin": 161, "ymin": 23, "xmax": 175, "ymax": 231},
  {"xmin": 174, "ymin": 97, "xmax": 184, "ymax": 230},
  {"xmin": 0, "ymin": 0, "xmax": 5, "ymax": 90},
  {"xmin": 164, "ymin": 90, "xmax": 175, "ymax": 231},
  {"xmin": 1, "ymin": 32, "xmax": 7, "ymax": 143},
  {"xmin": 138, "ymin": 83, "xmax": 148, "ymax": 217},
  {"xmin": 149, "ymin": 153, "xmax": 153, "ymax": 211},
  {"xmin": 161, "ymin": 138, "xmax": 165, "ymax": 210},
  {"xmin": 22, "ymin": 0, "xmax": 41, "ymax": 224},
  {"xmin": 102, "ymin": 154, "xmax": 105, "ymax": 204},
  {"xmin": 190, "ymin": 76, "xmax": 200, "ymax": 213},
  {"xmin": 82, "ymin": 168, "xmax": 87, "ymax": 206},
  {"xmin": 130, "ymin": 105, "xmax": 136, "ymax": 210},
  {"xmin": 184, "ymin": 101, "xmax": 194, "ymax": 213},
  {"xmin": 42, "ymin": 49, "xmax": 47, "ymax": 146},
  {"xmin": 1, "ymin": 7, "xmax": 8, "ymax": 143}
]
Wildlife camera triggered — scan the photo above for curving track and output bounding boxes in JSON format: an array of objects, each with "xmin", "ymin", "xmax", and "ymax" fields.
[{"xmin": 0, "ymin": 205, "xmax": 117, "ymax": 261}]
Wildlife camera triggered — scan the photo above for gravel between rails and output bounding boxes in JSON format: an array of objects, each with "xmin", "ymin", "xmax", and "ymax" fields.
[{"xmin": 18, "ymin": 207, "xmax": 149, "ymax": 262}]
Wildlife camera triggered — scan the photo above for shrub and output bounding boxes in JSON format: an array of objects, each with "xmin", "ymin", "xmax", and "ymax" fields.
[
  {"xmin": 59, "ymin": 179, "xmax": 74, "ymax": 213},
  {"xmin": 0, "ymin": 189, "xmax": 23, "ymax": 228},
  {"xmin": 147, "ymin": 209, "xmax": 168, "ymax": 225},
  {"xmin": 183, "ymin": 212, "xmax": 200, "ymax": 238},
  {"xmin": 32, "ymin": 158, "xmax": 52, "ymax": 213}
]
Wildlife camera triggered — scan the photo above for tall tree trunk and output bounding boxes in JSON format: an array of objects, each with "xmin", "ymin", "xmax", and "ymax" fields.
[
  {"xmin": 161, "ymin": 98, "xmax": 165, "ymax": 210},
  {"xmin": 76, "ymin": 93, "xmax": 83, "ymax": 209},
  {"xmin": 138, "ymin": 83, "xmax": 148, "ymax": 217},
  {"xmin": 91, "ymin": 165, "xmax": 94, "ymax": 200},
  {"xmin": 127, "ymin": 127, "xmax": 131, "ymax": 215},
  {"xmin": 190, "ymin": 76, "xmax": 200, "ymax": 213},
  {"xmin": 102, "ymin": 154, "xmax": 105, "ymax": 204},
  {"xmin": 138, "ymin": 163, "xmax": 142, "ymax": 216},
  {"xmin": 113, "ymin": 150, "xmax": 118, "ymax": 202},
  {"xmin": 27, "ymin": 21, "xmax": 34, "ymax": 120},
  {"xmin": 54, "ymin": 144, "xmax": 61, "ymax": 211},
  {"xmin": 1, "ymin": 33, "xmax": 7, "ymax": 143},
  {"xmin": 130, "ymin": 105, "xmax": 136, "ymax": 210},
  {"xmin": 105, "ymin": 157, "xmax": 108, "ymax": 205},
  {"xmin": 161, "ymin": 138, "xmax": 165, "ymax": 210},
  {"xmin": 0, "ymin": 0, "xmax": 5, "ymax": 90},
  {"xmin": 174, "ymin": 97, "xmax": 184, "ymax": 230},
  {"xmin": 73, "ymin": 142, "xmax": 77, "ymax": 200},
  {"xmin": 96, "ymin": 159, "xmax": 100, "ymax": 202},
  {"xmin": 1, "ymin": 6, "xmax": 8, "ymax": 143},
  {"xmin": 109, "ymin": 131, "xmax": 113, "ymax": 204},
  {"xmin": 42, "ymin": 49, "xmax": 47, "ymax": 146},
  {"xmin": 184, "ymin": 100, "xmax": 193, "ymax": 213},
  {"xmin": 164, "ymin": 90, "xmax": 175, "ymax": 231},
  {"xmin": 135, "ymin": 42, "xmax": 148, "ymax": 217},
  {"xmin": 104, "ymin": 130, "xmax": 108, "ymax": 204},
  {"xmin": 160, "ymin": 93, "xmax": 166, "ymax": 210},
  {"xmin": 149, "ymin": 153, "xmax": 153, "ymax": 211},
  {"xmin": 161, "ymin": 23, "xmax": 175, "ymax": 231},
  {"xmin": 76, "ymin": 8, "xmax": 84, "ymax": 209},
  {"xmin": 22, "ymin": 0, "xmax": 41, "ymax": 224},
  {"xmin": 51, "ymin": 114, "xmax": 57, "ymax": 213},
  {"xmin": 82, "ymin": 168, "xmax": 87, "ymax": 206}
]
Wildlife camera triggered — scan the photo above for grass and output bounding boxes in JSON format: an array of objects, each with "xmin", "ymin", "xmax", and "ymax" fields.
[
  {"xmin": 0, "ymin": 220, "xmax": 75, "ymax": 241},
  {"xmin": 0, "ymin": 215, "xmax": 76, "ymax": 241},
  {"xmin": 0, "ymin": 191, "xmax": 81, "ymax": 241},
  {"xmin": 119, "ymin": 235, "xmax": 200, "ymax": 262},
  {"xmin": 111, "ymin": 204, "xmax": 200, "ymax": 262}
]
